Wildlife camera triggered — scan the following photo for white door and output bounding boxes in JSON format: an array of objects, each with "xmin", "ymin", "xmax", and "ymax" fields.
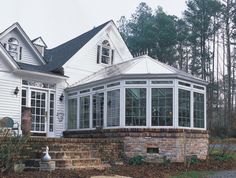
[{"xmin": 30, "ymin": 90, "xmax": 47, "ymax": 132}]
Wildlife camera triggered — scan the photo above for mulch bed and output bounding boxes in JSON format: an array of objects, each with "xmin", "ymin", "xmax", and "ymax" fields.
[{"xmin": 1, "ymin": 157, "xmax": 236, "ymax": 178}]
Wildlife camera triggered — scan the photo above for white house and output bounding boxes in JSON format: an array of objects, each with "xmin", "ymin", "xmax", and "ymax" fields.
[{"xmin": 0, "ymin": 20, "xmax": 207, "ymax": 134}]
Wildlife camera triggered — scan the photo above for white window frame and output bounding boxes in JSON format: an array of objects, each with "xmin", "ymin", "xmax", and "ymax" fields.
[{"xmin": 6, "ymin": 38, "xmax": 21, "ymax": 60}]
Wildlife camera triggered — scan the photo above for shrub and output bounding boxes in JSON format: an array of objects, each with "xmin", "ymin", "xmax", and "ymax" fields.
[
  {"xmin": 213, "ymin": 154, "xmax": 233, "ymax": 161},
  {"xmin": 128, "ymin": 155, "xmax": 145, "ymax": 165},
  {"xmin": 0, "ymin": 130, "xmax": 29, "ymax": 173},
  {"xmin": 162, "ymin": 156, "xmax": 171, "ymax": 167}
]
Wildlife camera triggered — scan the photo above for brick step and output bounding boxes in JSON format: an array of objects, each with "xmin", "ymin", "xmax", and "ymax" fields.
[
  {"xmin": 25, "ymin": 158, "xmax": 102, "ymax": 169},
  {"xmin": 48, "ymin": 151, "xmax": 98, "ymax": 159},
  {"xmin": 53, "ymin": 164, "xmax": 110, "ymax": 170},
  {"xmin": 47, "ymin": 144, "xmax": 95, "ymax": 151},
  {"xmin": 56, "ymin": 158, "xmax": 102, "ymax": 167}
]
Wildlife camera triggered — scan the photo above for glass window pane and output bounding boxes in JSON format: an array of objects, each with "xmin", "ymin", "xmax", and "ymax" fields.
[
  {"xmin": 178, "ymin": 89, "xmax": 191, "ymax": 127},
  {"xmin": 107, "ymin": 89, "xmax": 120, "ymax": 127},
  {"xmin": 92, "ymin": 93, "xmax": 104, "ymax": 128},
  {"xmin": 67, "ymin": 98, "xmax": 77, "ymax": 129},
  {"xmin": 151, "ymin": 88, "xmax": 173, "ymax": 126},
  {"xmin": 79, "ymin": 96, "xmax": 90, "ymax": 129},
  {"xmin": 125, "ymin": 88, "xmax": 146, "ymax": 126},
  {"xmin": 194, "ymin": 92, "xmax": 204, "ymax": 128}
]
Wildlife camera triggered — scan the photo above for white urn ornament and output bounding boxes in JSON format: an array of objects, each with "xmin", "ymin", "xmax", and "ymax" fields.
[{"xmin": 41, "ymin": 146, "xmax": 51, "ymax": 162}]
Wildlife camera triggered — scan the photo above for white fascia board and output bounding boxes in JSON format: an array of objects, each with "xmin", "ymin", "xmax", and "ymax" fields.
[
  {"xmin": 0, "ymin": 23, "xmax": 46, "ymax": 65},
  {"xmin": 14, "ymin": 69, "xmax": 68, "ymax": 80}
]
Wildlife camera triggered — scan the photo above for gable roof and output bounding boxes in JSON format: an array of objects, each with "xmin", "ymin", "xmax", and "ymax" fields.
[
  {"xmin": 44, "ymin": 20, "xmax": 112, "ymax": 69},
  {"xmin": 69, "ymin": 55, "xmax": 208, "ymax": 88},
  {"xmin": 0, "ymin": 22, "xmax": 46, "ymax": 65}
]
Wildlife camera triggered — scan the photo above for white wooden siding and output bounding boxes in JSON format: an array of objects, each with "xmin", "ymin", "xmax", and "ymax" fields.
[
  {"xmin": 55, "ymin": 81, "xmax": 66, "ymax": 137},
  {"xmin": 63, "ymin": 25, "xmax": 132, "ymax": 85},
  {"xmin": 0, "ymin": 71, "xmax": 21, "ymax": 123},
  {"xmin": 0, "ymin": 53, "xmax": 11, "ymax": 71},
  {"xmin": 0, "ymin": 29, "xmax": 42, "ymax": 65}
]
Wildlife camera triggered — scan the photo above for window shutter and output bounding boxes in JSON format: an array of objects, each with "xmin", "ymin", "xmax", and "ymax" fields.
[
  {"xmin": 97, "ymin": 45, "xmax": 101, "ymax": 64},
  {"xmin": 111, "ymin": 49, "xmax": 114, "ymax": 65},
  {"xmin": 19, "ymin": 47, "xmax": 22, "ymax": 60}
]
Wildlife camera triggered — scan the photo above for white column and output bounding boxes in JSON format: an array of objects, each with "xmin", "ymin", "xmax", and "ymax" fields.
[
  {"xmin": 89, "ymin": 93, "xmax": 93, "ymax": 129},
  {"xmin": 190, "ymin": 85, "xmax": 194, "ymax": 128},
  {"xmin": 174, "ymin": 79, "xmax": 179, "ymax": 128},
  {"xmin": 120, "ymin": 81, "xmax": 125, "ymax": 127},
  {"xmin": 77, "ymin": 96, "xmax": 80, "ymax": 129},
  {"xmin": 147, "ymin": 81, "xmax": 151, "ymax": 128},
  {"xmin": 104, "ymin": 90, "xmax": 107, "ymax": 128}
]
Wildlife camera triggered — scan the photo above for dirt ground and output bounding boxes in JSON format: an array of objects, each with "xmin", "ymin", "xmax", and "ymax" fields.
[{"xmin": 1, "ymin": 156, "xmax": 236, "ymax": 178}]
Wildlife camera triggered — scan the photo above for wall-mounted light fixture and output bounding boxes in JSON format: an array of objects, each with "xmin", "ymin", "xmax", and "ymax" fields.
[
  {"xmin": 59, "ymin": 93, "xmax": 64, "ymax": 101},
  {"xmin": 14, "ymin": 87, "xmax": 19, "ymax": 95}
]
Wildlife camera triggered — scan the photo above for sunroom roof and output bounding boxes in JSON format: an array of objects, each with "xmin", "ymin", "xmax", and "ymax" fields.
[{"xmin": 70, "ymin": 55, "xmax": 207, "ymax": 87}]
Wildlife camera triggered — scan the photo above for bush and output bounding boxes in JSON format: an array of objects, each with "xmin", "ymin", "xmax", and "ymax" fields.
[
  {"xmin": 213, "ymin": 154, "xmax": 233, "ymax": 161},
  {"xmin": 0, "ymin": 130, "xmax": 29, "ymax": 173},
  {"xmin": 162, "ymin": 156, "xmax": 171, "ymax": 167},
  {"xmin": 190, "ymin": 155, "xmax": 199, "ymax": 165},
  {"xmin": 128, "ymin": 155, "xmax": 145, "ymax": 165}
]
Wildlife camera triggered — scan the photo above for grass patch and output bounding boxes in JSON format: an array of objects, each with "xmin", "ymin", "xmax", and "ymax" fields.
[{"xmin": 170, "ymin": 171, "xmax": 214, "ymax": 178}]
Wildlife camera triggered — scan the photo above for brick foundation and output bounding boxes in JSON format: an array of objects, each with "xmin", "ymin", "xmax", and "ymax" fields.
[{"xmin": 64, "ymin": 128, "xmax": 209, "ymax": 162}]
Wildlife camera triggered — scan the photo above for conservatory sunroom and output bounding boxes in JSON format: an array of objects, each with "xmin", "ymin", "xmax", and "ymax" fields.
[{"xmin": 65, "ymin": 55, "xmax": 208, "ymax": 131}]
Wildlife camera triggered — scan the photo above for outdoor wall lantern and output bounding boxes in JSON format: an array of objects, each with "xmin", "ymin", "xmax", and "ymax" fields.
[
  {"xmin": 14, "ymin": 87, "xmax": 19, "ymax": 95},
  {"xmin": 59, "ymin": 93, "xmax": 64, "ymax": 101}
]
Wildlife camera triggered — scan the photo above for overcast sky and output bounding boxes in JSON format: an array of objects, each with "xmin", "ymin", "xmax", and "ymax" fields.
[{"xmin": 0, "ymin": 0, "xmax": 187, "ymax": 48}]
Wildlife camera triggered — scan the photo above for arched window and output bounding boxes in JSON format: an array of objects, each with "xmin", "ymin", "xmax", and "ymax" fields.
[
  {"xmin": 5, "ymin": 37, "xmax": 21, "ymax": 60},
  {"xmin": 97, "ymin": 40, "xmax": 114, "ymax": 65}
]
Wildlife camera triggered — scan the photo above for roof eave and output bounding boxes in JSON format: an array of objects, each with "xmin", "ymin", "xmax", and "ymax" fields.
[{"xmin": 14, "ymin": 69, "xmax": 68, "ymax": 79}]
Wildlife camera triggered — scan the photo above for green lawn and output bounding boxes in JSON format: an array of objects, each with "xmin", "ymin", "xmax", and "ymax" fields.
[{"xmin": 170, "ymin": 171, "xmax": 214, "ymax": 178}]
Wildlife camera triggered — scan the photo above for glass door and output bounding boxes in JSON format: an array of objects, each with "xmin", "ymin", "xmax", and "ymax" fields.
[{"xmin": 31, "ymin": 90, "xmax": 47, "ymax": 132}]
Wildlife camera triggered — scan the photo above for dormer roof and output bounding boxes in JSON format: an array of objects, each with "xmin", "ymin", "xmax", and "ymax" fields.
[{"xmin": 32, "ymin": 37, "xmax": 47, "ymax": 48}]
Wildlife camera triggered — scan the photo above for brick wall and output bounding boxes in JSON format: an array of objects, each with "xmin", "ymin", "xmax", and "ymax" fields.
[{"xmin": 64, "ymin": 128, "xmax": 209, "ymax": 162}]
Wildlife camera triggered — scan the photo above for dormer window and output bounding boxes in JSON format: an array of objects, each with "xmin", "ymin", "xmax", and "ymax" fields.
[
  {"xmin": 97, "ymin": 40, "xmax": 114, "ymax": 65},
  {"xmin": 4, "ymin": 38, "xmax": 21, "ymax": 60}
]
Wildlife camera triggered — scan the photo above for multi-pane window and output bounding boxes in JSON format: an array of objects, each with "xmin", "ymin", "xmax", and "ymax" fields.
[
  {"xmin": 125, "ymin": 88, "xmax": 146, "ymax": 126},
  {"xmin": 31, "ymin": 91, "xmax": 46, "ymax": 132},
  {"xmin": 194, "ymin": 92, "xmax": 204, "ymax": 128},
  {"xmin": 178, "ymin": 89, "xmax": 191, "ymax": 127},
  {"xmin": 79, "ymin": 96, "xmax": 90, "ymax": 129},
  {"xmin": 49, "ymin": 93, "xmax": 55, "ymax": 132},
  {"xmin": 21, "ymin": 89, "xmax": 27, "ymax": 112},
  {"xmin": 107, "ymin": 89, "xmax": 120, "ymax": 127},
  {"xmin": 92, "ymin": 93, "xmax": 104, "ymax": 128},
  {"xmin": 97, "ymin": 40, "xmax": 114, "ymax": 65},
  {"xmin": 67, "ymin": 98, "xmax": 77, "ymax": 129},
  {"xmin": 152, "ymin": 88, "xmax": 173, "ymax": 126}
]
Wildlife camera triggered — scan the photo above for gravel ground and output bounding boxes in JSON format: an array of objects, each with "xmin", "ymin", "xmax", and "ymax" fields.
[{"xmin": 208, "ymin": 170, "xmax": 236, "ymax": 178}]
